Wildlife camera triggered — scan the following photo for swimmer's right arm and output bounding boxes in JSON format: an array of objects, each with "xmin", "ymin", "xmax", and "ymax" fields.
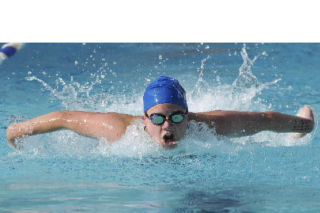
[
  {"xmin": 189, "ymin": 105, "xmax": 314, "ymax": 137},
  {"xmin": 6, "ymin": 111, "xmax": 140, "ymax": 149}
]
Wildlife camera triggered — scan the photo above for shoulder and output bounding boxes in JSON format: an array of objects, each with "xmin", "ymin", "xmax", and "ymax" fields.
[
  {"xmin": 97, "ymin": 112, "xmax": 142, "ymax": 126},
  {"xmin": 81, "ymin": 112, "xmax": 142, "ymax": 141}
]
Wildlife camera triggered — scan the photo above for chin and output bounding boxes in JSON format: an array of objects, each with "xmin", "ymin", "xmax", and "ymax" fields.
[
  {"xmin": 160, "ymin": 140, "xmax": 178, "ymax": 149},
  {"xmin": 161, "ymin": 143, "xmax": 178, "ymax": 149}
]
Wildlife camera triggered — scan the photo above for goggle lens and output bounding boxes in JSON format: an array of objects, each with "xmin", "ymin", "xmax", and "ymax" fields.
[
  {"xmin": 171, "ymin": 114, "xmax": 184, "ymax": 123},
  {"xmin": 151, "ymin": 115, "xmax": 165, "ymax": 125}
]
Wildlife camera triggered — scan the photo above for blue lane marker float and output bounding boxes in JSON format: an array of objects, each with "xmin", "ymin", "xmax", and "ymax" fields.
[{"xmin": 0, "ymin": 43, "xmax": 24, "ymax": 63}]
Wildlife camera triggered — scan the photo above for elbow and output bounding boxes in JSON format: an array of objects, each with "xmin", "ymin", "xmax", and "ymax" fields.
[
  {"xmin": 56, "ymin": 110, "xmax": 81, "ymax": 129},
  {"xmin": 263, "ymin": 111, "xmax": 276, "ymax": 120},
  {"xmin": 55, "ymin": 110, "xmax": 69, "ymax": 128},
  {"xmin": 41, "ymin": 110, "xmax": 68, "ymax": 130},
  {"xmin": 263, "ymin": 111, "xmax": 279, "ymax": 130}
]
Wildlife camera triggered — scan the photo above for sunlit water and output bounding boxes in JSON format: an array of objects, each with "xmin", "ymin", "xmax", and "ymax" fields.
[{"xmin": 1, "ymin": 43, "xmax": 320, "ymax": 212}]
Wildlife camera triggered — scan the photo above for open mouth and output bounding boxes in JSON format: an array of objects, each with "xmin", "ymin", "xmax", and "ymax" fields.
[{"xmin": 163, "ymin": 133, "xmax": 175, "ymax": 144}]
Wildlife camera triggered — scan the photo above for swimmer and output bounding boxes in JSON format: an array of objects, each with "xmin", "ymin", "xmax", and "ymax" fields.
[{"xmin": 6, "ymin": 76, "xmax": 315, "ymax": 149}]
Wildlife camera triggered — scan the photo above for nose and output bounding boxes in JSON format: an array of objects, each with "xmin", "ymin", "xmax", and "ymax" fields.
[{"xmin": 161, "ymin": 119, "xmax": 172, "ymax": 129}]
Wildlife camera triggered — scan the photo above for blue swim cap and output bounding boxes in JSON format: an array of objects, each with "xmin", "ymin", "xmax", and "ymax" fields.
[{"xmin": 143, "ymin": 76, "xmax": 188, "ymax": 113}]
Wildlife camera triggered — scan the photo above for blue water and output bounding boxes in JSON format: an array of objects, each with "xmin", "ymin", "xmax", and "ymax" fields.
[{"xmin": 1, "ymin": 43, "xmax": 320, "ymax": 212}]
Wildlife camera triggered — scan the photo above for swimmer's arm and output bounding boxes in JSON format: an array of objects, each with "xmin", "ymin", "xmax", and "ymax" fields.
[
  {"xmin": 189, "ymin": 106, "xmax": 314, "ymax": 137},
  {"xmin": 6, "ymin": 111, "xmax": 140, "ymax": 149}
]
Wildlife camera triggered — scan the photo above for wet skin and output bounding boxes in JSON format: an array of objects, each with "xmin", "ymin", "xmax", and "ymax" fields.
[{"xmin": 6, "ymin": 104, "xmax": 314, "ymax": 150}]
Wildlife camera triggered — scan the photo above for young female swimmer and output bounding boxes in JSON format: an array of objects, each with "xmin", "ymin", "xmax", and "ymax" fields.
[{"xmin": 7, "ymin": 76, "xmax": 314, "ymax": 149}]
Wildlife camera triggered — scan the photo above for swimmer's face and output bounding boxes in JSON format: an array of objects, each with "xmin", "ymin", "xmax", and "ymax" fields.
[{"xmin": 144, "ymin": 103, "xmax": 188, "ymax": 148}]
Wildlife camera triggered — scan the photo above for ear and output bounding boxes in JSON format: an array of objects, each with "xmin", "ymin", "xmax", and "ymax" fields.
[
  {"xmin": 143, "ymin": 115, "xmax": 148, "ymax": 126},
  {"xmin": 143, "ymin": 116, "xmax": 150, "ymax": 132}
]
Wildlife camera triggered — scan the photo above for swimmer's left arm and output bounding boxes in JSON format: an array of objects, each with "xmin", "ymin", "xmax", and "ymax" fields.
[{"xmin": 189, "ymin": 105, "xmax": 314, "ymax": 137}]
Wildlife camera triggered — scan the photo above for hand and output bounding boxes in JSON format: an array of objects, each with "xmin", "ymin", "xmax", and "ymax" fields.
[
  {"xmin": 6, "ymin": 123, "xmax": 18, "ymax": 149},
  {"xmin": 291, "ymin": 105, "xmax": 314, "ymax": 138}
]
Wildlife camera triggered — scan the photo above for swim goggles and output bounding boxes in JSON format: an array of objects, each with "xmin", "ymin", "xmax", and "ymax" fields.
[{"xmin": 145, "ymin": 111, "xmax": 187, "ymax": 125}]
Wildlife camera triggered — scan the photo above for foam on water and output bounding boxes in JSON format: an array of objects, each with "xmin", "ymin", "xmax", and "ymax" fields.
[{"xmin": 11, "ymin": 45, "xmax": 314, "ymax": 159}]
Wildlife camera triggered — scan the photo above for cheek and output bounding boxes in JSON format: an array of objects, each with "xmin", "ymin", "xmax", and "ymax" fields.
[
  {"xmin": 147, "ymin": 125, "xmax": 163, "ymax": 142},
  {"xmin": 145, "ymin": 121, "xmax": 161, "ymax": 135},
  {"xmin": 148, "ymin": 125, "xmax": 157, "ymax": 134},
  {"xmin": 176, "ymin": 121, "xmax": 188, "ymax": 134}
]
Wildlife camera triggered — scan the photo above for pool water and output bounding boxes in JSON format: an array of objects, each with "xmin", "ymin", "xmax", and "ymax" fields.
[{"xmin": 1, "ymin": 43, "xmax": 320, "ymax": 212}]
